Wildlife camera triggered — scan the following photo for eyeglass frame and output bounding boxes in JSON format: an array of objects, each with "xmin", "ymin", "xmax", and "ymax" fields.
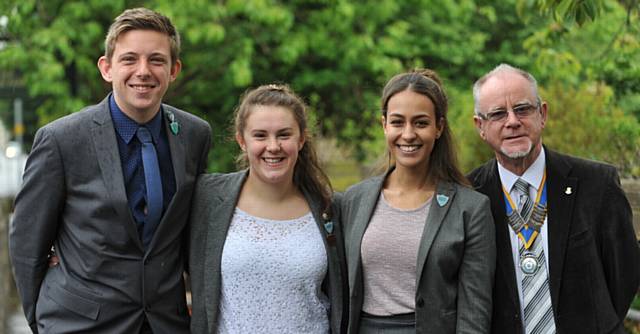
[{"xmin": 476, "ymin": 101, "xmax": 541, "ymax": 122}]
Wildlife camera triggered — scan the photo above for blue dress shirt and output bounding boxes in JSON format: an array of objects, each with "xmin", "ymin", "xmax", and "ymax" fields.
[{"xmin": 109, "ymin": 94, "xmax": 176, "ymax": 243}]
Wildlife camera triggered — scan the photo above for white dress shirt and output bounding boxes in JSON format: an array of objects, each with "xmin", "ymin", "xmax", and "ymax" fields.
[{"xmin": 497, "ymin": 147, "xmax": 549, "ymax": 322}]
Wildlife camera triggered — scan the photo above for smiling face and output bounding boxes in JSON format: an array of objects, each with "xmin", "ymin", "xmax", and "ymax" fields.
[
  {"xmin": 98, "ymin": 29, "xmax": 181, "ymax": 123},
  {"xmin": 473, "ymin": 71, "xmax": 547, "ymax": 167},
  {"xmin": 236, "ymin": 105, "xmax": 305, "ymax": 186},
  {"xmin": 383, "ymin": 89, "xmax": 443, "ymax": 172}
]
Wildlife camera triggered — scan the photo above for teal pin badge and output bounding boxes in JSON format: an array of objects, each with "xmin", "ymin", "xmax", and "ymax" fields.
[
  {"xmin": 322, "ymin": 212, "xmax": 336, "ymax": 244},
  {"xmin": 322, "ymin": 213, "xmax": 334, "ymax": 234},
  {"xmin": 170, "ymin": 122, "xmax": 180, "ymax": 135},
  {"xmin": 436, "ymin": 194, "xmax": 449, "ymax": 207},
  {"xmin": 324, "ymin": 221, "xmax": 334, "ymax": 234},
  {"xmin": 165, "ymin": 110, "xmax": 180, "ymax": 135}
]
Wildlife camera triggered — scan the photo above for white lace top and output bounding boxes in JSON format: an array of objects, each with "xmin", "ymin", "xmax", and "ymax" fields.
[{"xmin": 217, "ymin": 208, "xmax": 330, "ymax": 334}]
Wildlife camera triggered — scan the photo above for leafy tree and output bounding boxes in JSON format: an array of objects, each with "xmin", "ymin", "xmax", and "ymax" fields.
[
  {"xmin": 0, "ymin": 0, "xmax": 637, "ymax": 177},
  {"xmin": 542, "ymin": 82, "xmax": 640, "ymax": 176},
  {"xmin": 0, "ymin": 0, "xmax": 130, "ymax": 145},
  {"xmin": 519, "ymin": 0, "xmax": 639, "ymax": 25}
]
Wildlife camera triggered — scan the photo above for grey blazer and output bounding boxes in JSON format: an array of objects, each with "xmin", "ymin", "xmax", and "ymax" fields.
[
  {"xmin": 189, "ymin": 171, "xmax": 348, "ymax": 334},
  {"xmin": 340, "ymin": 172, "xmax": 495, "ymax": 334},
  {"xmin": 9, "ymin": 96, "xmax": 211, "ymax": 334}
]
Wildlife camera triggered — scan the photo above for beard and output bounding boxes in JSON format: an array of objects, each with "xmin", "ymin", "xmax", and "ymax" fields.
[{"xmin": 500, "ymin": 141, "xmax": 533, "ymax": 159}]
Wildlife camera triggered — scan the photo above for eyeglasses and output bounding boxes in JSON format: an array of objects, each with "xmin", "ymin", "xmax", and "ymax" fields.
[{"xmin": 478, "ymin": 103, "xmax": 540, "ymax": 122}]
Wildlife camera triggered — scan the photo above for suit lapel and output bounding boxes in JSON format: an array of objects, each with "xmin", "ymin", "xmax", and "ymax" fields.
[
  {"xmin": 415, "ymin": 181, "xmax": 455, "ymax": 285},
  {"xmin": 545, "ymin": 150, "xmax": 576, "ymax": 309},
  {"xmin": 146, "ymin": 107, "xmax": 187, "ymax": 251},
  {"xmin": 480, "ymin": 160, "xmax": 521, "ymax": 308},
  {"xmin": 347, "ymin": 175, "xmax": 385, "ymax": 295},
  {"xmin": 204, "ymin": 171, "xmax": 247, "ymax": 330},
  {"xmin": 302, "ymin": 189, "xmax": 333, "ymax": 251},
  {"xmin": 91, "ymin": 98, "xmax": 143, "ymax": 250},
  {"xmin": 164, "ymin": 106, "xmax": 186, "ymax": 191}
]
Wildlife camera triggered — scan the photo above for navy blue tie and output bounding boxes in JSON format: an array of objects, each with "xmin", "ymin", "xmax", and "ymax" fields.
[{"xmin": 136, "ymin": 126, "xmax": 163, "ymax": 249}]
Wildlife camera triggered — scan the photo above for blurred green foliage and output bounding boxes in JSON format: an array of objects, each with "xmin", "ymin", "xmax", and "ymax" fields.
[{"xmin": 0, "ymin": 0, "xmax": 638, "ymax": 177}]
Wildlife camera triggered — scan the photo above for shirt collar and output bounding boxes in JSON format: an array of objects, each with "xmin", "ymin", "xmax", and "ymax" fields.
[
  {"xmin": 109, "ymin": 93, "xmax": 163, "ymax": 144},
  {"xmin": 498, "ymin": 147, "xmax": 546, "ymax": 193}
]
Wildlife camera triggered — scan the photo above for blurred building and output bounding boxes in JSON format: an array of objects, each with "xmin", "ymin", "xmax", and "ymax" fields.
[
  {"xmin": 0, "ymin": 70, "xmax": 29, "ymax": 199},
  {"xmin": 0, "ymin": 120, "xmax": 25, "ymax": 198}
]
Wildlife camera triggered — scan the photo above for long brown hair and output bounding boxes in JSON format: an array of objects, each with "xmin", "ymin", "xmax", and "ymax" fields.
[
  {"xmin": 380, "ymin": 69, "xmax": 469, "ymax": 186},
  {"xmin": 234, "ymin": 84, "xmax": 333, "ymax": 211}
]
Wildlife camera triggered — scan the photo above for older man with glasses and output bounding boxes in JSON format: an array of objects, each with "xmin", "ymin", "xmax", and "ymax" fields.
[{"xmin": 468, "ymin": 63, "xmax": 640, "ymax": 334}]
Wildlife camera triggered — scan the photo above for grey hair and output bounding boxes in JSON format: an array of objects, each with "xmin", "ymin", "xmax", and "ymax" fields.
[{"xmin": 472, "ymin": 63, "xmax": 541, "ymax": 115}]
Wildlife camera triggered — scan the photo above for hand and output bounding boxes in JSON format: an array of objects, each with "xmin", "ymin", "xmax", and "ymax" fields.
[
  {"xmin": 49, "ymin": 247, "xmax": 60, "ymax": 268},
  {"xmin": 48, "ymin": 253, "xmax": 59, "ymax": 267}
]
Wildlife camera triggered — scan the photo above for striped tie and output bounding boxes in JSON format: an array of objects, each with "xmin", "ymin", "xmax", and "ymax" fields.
[
  {"xmin": 515, "ymin": 179, "xmax": 556, "ymax": 334},
  {"xmin": 514, "ymin": 178, "xmax": 533, "ymax": 220}
]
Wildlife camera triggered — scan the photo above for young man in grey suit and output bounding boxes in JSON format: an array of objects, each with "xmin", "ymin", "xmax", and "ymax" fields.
[
  {"xmin": 468, "ymin": 63, "xmax": 640, "ymax": 334},
  {"xmin": 9, "ymin": 8, "xmax": 211, "ymax": 334}
]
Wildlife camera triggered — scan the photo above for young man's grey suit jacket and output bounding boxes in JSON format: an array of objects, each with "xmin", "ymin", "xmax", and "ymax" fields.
[
  {"xmin": 9, "ymin": 96, "xmax": 211, "ymax": 333},
  {"xmin": 340, "ymin": 171, "xmax": 496, "ymax": 334},
  {"xmin": 468, "ymin": 148, "xmax": 640, "ymax": 334},
  {"xmin": 189, "ymin": 171, "xmax": 348, "ymax": 334}
]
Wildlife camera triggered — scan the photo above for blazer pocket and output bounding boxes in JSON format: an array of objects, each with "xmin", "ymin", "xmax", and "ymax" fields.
[
  {"xmin": 439, "ymin": 309, "xmax": 457, "ymax": 333},
  {"xmin": 568, "ymin": 229, "xmax": 592, "ymax": 249},
  {"xmin": 44, "ymin": 284, "xmax": 101, "ymax": 320},
  {"xmin": 441, "ymin": 309, "xmax": 457, "ymax": 318}
]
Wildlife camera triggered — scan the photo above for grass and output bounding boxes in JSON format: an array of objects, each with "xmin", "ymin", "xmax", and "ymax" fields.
[
  {"xmin": 628, "ymin": 294, "xmax": 640, "ymax": 333},
  {"xmin": 326, "ymin": 160, "xmax": 363, "ymax": 192}
]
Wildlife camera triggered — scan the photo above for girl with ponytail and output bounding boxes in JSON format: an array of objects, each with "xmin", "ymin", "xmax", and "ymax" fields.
[
  {"xmin": 189, "ymin": 84, "xmax": 347, "ymax": 334},
  {"xmin": 341, "ymin": 69, "xmax": 495, "ymax": 333}
]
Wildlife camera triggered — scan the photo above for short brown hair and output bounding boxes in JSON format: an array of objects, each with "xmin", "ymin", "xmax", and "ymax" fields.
[{"xmin": 104, "ymin": 8, "xmax": 181, "ymax": 65}]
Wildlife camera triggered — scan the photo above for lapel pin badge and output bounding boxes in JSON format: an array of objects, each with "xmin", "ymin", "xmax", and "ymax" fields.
[
  {"xmin": 324, "ymin": 221, "xmax": 334, "ymax": 234},
  {"xmin": 165, "ymin": 110, "xmax": 180, "ymax": 135},
  {"xmin": 322, "ymin": 211, "xmax": 336, "ymax": 241},
  {"xmin": 170, "ymin": 122, "xmax": 180, "ymax": 135},
  {"xmin": 436, "ymin": 194, "xmax": 449, "ymax": 207},
  {"xmin": 323, "ymin": 218, "xmax": 336, "ymax": 245},
  {"xmin": 565, "ymin": 187, "xmax": 572, "ymax": 195}
]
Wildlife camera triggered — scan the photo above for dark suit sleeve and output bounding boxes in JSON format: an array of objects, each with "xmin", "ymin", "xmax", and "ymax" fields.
[
  {"xmin": 184, "ymin": 122, "xmax": 212, "ymax": 275},
  {"xmin": 330, "ymin": 192, "xmax": 350, "ymax": 334},
  {"xmin": 457, "ymin": 195, "xmax": 496, "ymax": 333},
  {"xmin": 9, "ymin": 126, "xmax": 66, "ymax": 333},
  {"xmin": 186, "ymin": 174, "xmax": 212, "ymax": 333},
  {"xmin": 198, "ymin": 124, "xmax": 212, "ymax": 174},
  {"xmin": 598, "ymin": 167, "xmax": 640, "ymax": 320}
]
